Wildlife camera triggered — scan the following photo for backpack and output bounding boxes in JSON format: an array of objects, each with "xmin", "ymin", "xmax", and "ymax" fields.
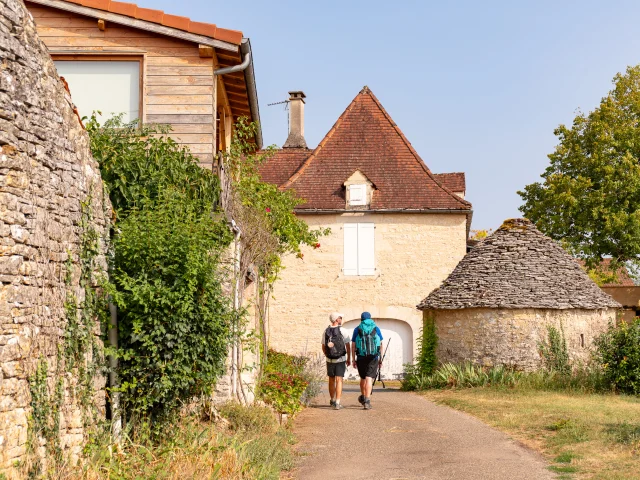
[
  {"xmin": 324, "ymin": 326, "xmax": 347, "ymax": 359},
  {"xmin": 355, "ymin": 319, "xmax": 381, "ymax": 357}
]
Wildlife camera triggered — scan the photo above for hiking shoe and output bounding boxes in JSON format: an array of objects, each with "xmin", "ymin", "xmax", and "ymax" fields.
[
  {"xmin": 329, "ymin": 399, "xmax": 336, "ymax": 407},
  {"xmin": 357, "ymin": 394, "xmax": 365, "ymax": 405},
  {"xmin": 333, "ymin": 402, "xmax": 344, "ymax": 410},
  {"xmin": 363, "ymin": 399, "xmax": 371, "ymax": 410}
]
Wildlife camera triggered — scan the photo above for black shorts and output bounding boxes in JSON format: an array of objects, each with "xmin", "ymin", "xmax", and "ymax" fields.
[
  {"xmin": 326, "ymin": 361, "xmax": 346, "ymax": 378},
  {"xmin": 356, "ymin": 356, "xmax": 379, "ymax": 379}
]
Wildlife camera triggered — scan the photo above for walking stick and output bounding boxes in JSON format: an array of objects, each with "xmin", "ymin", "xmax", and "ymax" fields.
[{"xmin": 372, "ymin": 339, "xmax": 391, "ymax": 390}]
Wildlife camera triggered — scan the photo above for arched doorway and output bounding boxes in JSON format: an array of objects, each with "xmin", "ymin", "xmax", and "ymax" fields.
[{"xmin": 342, "ymin": 318, "xmax": 413, "ymax": 380}]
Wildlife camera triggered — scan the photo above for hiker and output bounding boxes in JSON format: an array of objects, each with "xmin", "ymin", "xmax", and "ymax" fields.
[
  {"xmin": 351, "ymin": 311, "xmax": 383, "ymax": 410},
  {"xmin": 321, "ymin": 312, "xmax": 351, "ymax": 410}
]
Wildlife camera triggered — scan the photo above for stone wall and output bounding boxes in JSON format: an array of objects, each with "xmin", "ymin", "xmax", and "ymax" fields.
[
  {"xmin": 0, "ymin": 0, "xmax": 110, "ymax": 474},
  {"xmin": 428, "ymin": 308, "xmax": 616, "ymax": 370},
  {"xmin": 269, "ymin": 212, "xmax": 467, "ymax": 359}
]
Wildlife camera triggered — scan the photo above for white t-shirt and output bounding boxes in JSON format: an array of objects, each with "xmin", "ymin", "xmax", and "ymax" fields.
[{"xmin": 321, "ymin": 325, "xmax": 350, "ymax": 363}]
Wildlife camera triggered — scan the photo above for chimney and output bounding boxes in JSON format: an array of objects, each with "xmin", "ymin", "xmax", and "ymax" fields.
[{"xmin": 283, "ymin": 91, "xmax": 307, "ymax": 148}]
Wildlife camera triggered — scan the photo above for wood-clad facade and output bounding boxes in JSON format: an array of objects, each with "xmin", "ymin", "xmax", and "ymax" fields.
[{"xmin": 25, "ymin": 1, "xmax": 260, "ymax": 169}]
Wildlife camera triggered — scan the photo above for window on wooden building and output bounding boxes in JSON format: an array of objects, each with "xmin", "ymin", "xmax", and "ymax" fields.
[
  {"xmin": 343, "ymin": 223, "xmax": 375, "ymax": 276},
  {"xmin": 54, "ymin": 60, "xmax": 141, "ymax": 124}
]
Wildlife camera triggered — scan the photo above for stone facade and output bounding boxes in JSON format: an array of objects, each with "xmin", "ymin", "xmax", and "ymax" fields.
[
  {"xmin": 0, "ymin": 0, "xmax": 110, "ymax": 474},
  {"xmin": 269, "ymin": 212, "xmax": 468, "ymax": 359},
  {"xmin": 428, "ymin": 308, "xmax": 616, "ymax": 370}
]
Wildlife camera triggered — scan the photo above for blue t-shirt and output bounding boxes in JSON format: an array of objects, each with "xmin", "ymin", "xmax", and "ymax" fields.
[{"xmin": 351, "ymin": 326, "xmax": 383, "ymax": 357}]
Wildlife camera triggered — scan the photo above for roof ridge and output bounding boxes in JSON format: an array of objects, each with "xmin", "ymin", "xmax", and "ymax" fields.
[
  {"xmin": 364, "ymin": 89, "xmax": 471, "ymax": 209},
  {"xmin": 280, "ymin": 89, "xmax": 363, "ymax": 190}
]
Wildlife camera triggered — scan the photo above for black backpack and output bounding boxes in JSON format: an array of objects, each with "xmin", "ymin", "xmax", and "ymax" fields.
[{"xmin": 324, "ymin": 326, "xmax": 347, "ymax": 359}]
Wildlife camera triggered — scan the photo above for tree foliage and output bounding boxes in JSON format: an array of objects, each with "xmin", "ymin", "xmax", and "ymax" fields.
[
  {"xmin": 518, "ymin": 65, "xmax": 640, "ymax": 273},
  {"xmin": 87, "ymin": 115, "xmax": 233, "ymax": 424},
  {"xmin": 594, "ymin": 318, "xmax": 640, "ymax": 395}
]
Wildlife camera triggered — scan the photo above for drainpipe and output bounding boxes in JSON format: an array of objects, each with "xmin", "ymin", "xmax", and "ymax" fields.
[
  {"xmin": 214, "ymin": 39, "xmax": 263, "ymax": 149},
  {"xmin": 230, "ymin": 220, "xmax": 242, "ymax": 399},
  {"xmin": 108, "ymin": 301, "xmax": 121, "ymax": 441}
]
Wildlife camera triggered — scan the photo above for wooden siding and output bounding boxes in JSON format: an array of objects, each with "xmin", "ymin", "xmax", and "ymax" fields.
[{"xmin": 26, "ymin": 2, "xmax": 235, "ymax": 170}]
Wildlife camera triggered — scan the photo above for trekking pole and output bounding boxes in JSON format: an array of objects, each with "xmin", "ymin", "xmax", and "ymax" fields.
[{"xmin": 372, "ymin": 339, "xmax": 391, "ymax": 391}]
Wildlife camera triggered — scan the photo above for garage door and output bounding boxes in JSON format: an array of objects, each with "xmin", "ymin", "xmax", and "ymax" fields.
[{"xmin": 343, "ymin": 318, "xmax": 413, "ymax": 380}]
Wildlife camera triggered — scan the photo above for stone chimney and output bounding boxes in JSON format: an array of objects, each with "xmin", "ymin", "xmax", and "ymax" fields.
[{"xmin": 283, "ymin": 91, "xmax": 307, "ymax": 148}]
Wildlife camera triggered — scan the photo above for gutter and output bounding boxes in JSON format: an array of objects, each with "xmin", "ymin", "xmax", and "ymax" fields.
[
  {"xmin": 292, "ymin": 208, "xmax": 473, "ymax": 214},
  {"xmin": 213, "ymin": 38, "xmax": 263, "ymax": 149}
]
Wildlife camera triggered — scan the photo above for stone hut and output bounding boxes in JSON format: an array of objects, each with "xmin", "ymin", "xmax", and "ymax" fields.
[
  {"xmin": 417, "ymin": 218, "xmax": 620, "ymax": 370},
  {"xmin": 1, "ymin": 0, "xmax": 110, "ymax": 474}
]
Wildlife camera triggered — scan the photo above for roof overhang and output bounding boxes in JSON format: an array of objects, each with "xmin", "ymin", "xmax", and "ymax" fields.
[{"xmin": 27, "ymin": 0, "xmax": 239, "ymax": 51}]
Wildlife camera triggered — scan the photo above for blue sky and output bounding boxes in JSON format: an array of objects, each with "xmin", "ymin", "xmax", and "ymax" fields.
[{"xmin": 138, "ymin": 0, "xmax": 640, "ymax": 230}]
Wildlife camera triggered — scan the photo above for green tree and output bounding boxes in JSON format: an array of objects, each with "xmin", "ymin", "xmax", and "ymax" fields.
[{"xmin": 518, "ymin": 65, "xmax": 640, "ymax": 273}]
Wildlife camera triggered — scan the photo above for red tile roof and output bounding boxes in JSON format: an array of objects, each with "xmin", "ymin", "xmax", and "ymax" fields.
[
  {"xmin": 578, "ymin": 259, "xmax": 636, "ymax": 287},
  {"xmin": 259, "ymin": 148, "xmax": 309, "ymax": 186},
  {"xmin": 433, "ymin": 172, "xmax": 465, "ymax": 194},
  {"xmin": 266, "ymin": 87, "xmax": 471, "ymax": 212},
  {"xmin": 58, "ymin": 0, "xmax": 243, "ymax": 45}
]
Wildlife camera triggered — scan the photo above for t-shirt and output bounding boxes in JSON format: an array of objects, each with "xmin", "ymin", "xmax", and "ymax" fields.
[
  {"xmin": 351, "ymin": 325, "xmax": 383, "ymax": 358},
  {"xmin": 321, "ymin": 325, "xmax": 350, "ymax": 364}
]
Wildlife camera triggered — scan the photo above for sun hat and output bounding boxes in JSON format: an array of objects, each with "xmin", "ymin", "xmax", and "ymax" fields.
[{"xmin": 329, "ymin": 312, "xmax": 344, "ymax": 323}]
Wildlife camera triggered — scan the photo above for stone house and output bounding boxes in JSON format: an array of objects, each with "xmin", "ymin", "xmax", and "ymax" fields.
[
  {"xmin": 24, "ymin": 0, "xmax": 262, "ymax": 164},
  {"xmin": 417, "ymin": 218, "xmax": 621, "ymax": 370},
  {"xmin": 260, "ymin": 87, "xmax": 472, "ymax": 379}
]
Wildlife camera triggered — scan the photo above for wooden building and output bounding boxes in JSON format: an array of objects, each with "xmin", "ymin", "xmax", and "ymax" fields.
[{"xmin": 24, "ymin": 0, "xmax": 262, "ymax": 168}]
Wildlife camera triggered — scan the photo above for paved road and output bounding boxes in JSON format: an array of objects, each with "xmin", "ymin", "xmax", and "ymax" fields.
[{"xmin": 293, "ymin": 384, "xmax": 554, "ymax": 480}]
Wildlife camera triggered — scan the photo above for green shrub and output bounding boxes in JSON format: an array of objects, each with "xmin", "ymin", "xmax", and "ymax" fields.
[
  {"xmin": 264, "ymin": 349, "xmax": 306, "ymax": 376},
  {"xmin": 417, "ymin": 314, "xmax": 438, "ymax": 376},
  {"xmin": 539, "ymin": 323, "xmax": 571, "ymax": 375},
  {"xmin": 259, "ymin": 372, "xmax": 308, "ymax": 415},
  {"xmin": 594, "ymin": 318, "xmax": 640, "ymax": 394}
]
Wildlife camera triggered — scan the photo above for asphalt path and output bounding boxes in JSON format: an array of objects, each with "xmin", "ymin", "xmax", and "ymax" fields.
[{"xmin": 292, "ymin": 384, "xmax": 555, "ymax": 480}]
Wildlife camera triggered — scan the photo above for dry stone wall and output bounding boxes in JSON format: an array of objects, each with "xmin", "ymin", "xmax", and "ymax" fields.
[
  {"xmin": 429, "ymin": 308, "xmax": 616, "ymax": 370},
  {"xmin": 0, "ymin": 0, "xmax": 110, "ymax": 474}
]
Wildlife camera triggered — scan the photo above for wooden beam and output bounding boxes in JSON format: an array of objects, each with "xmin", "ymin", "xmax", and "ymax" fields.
[
  {"xmin": 27, "ymin": 0, "xmax": 240, "ymax": 52},
  {"xmin": 199, "ymin": 44, "xmax": 214, "ymax": 58},
  {"xmin": 97, "ymin": 19, "xmax": 106, "ymax": 31}
]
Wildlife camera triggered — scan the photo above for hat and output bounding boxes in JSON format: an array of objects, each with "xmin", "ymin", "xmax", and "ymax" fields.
[
  {"xmin": 329, "ymin": 312, "xmax": 344, "ymax": 323},
  {"xmin": 361, "ymin": 311, "xmax": 372, "ymax": 320}
]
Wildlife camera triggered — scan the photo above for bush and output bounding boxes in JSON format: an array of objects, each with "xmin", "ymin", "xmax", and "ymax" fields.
[
  {"xmin": 539, "ymin": 323, "xmax": 571, "ymax": 375},
  {"xmin": 594, "ymin": 318, "xmax": 640, "ymax": 394},
  {"xmin": 218, "ymin": 402, "xmax": 277, "ymax": 435},
  {"xmin": 259, "ymin": 372, "xmax": 308, "ymax": 415}
]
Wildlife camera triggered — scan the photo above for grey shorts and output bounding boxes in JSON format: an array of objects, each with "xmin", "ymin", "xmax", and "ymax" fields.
[{"xmin": 326, "ymin": 361, "xmax": 346, "ymax": 378}]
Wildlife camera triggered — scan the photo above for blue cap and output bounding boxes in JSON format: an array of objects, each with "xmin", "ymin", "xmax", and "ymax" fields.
[{"xmin": 361, "ymin": 311, "xmax": 372, "ymax": 320}]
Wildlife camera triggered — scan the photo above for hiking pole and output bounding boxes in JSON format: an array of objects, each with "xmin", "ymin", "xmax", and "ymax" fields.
[{"xmin": 372, "ymin": 338, "xmax": 391, "ymax": 391}]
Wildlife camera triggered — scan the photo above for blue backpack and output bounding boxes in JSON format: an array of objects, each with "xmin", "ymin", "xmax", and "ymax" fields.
[{"xmin": 355, "ymin": 319, "xmax": 381, "ymax": 357}]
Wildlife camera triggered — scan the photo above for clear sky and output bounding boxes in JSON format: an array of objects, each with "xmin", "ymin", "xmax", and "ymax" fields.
[{"xmin": 137, "ymin": 0, "xmax": 640, "ymax": 230}]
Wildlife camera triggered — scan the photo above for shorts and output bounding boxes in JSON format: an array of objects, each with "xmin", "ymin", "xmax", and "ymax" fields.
[
  {"xmin": 356, "ymin": 355, "xmax": 379, "ymax": 379},
  {"xmin": 326, "ymin": 361, "xmax": 346, "ymax": 378}
]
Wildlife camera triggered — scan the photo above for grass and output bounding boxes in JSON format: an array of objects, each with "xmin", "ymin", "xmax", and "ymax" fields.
[
  {"xmin": 421, "ymin": 388, "xmax": 640, "ymax": 479},
  {"xmin": 28, "ymin": 403, "xmax": 296, "ymax": 480}
]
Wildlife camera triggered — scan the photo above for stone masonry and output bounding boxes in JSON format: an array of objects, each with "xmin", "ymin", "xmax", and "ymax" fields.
[{"xmin": 0, "ymin": 0, "xmax": 110, "ymax": 474}]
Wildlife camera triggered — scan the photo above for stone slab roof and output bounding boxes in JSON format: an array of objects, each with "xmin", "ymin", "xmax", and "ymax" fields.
[
  {"xmin": 261, "ymin": 87, "xmax": 471, "ymax": 212},
  {"xmin": 418, "ymin": 218, "xmax": 621, "ymax": 310}
]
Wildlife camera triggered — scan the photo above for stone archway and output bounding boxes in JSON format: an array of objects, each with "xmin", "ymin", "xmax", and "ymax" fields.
[{"xmin": 342, "ymin": 318, "xmax": 413, "ymax": 380}]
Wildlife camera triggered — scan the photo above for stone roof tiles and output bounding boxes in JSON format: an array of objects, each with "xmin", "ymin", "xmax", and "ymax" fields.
[{"xmin": 418, "ymin": 218, "xmax": 621, "ymax": 310}]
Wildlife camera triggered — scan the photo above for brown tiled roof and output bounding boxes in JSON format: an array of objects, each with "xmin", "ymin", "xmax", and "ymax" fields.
[
  {"xmin": 58, "ymin": 0, "xmax": 243, "ymax": 44},
  {"xmin": 270, "ymin": 87, "xmax": 471, "ymax": 212},
  {"xmin": 418, "ymin": 218, "xmax": 621, "ymax": 310},
  {"xmin": 258, "ymin": 148, "xmax": 309, "ymax": 186},
  {"xmin": 577, "ymin": 259, "xmax": 635, "ymax": 287},
  {"xmin": 434, "ymin": 172, "xmax": 465, "ymax": 194}
]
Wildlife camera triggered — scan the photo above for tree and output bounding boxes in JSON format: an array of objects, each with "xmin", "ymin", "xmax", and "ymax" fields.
[{"xmin": 518, "ymin": 65, "xmax": 640, "ymax": 274}]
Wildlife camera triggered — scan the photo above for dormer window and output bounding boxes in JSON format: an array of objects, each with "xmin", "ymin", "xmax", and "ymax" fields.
[
  {"xmin": 349, "ymin": 184, "xmax": 367, "ymax": 206},
  {"xmin": 344, "ymin": 170, "xmax": 374, "ymax": 209}
]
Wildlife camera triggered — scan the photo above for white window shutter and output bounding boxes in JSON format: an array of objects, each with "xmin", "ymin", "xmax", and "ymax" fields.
[
  {"xmin": 343, "ymin": 224, "xmax": 358, "ymax": 276},
  {"xmin": 349, "ymin": 184, "xmax": 367, "ymax": 206},
  {"xmin": 357, "ymin": 223, "xmax": 375, "ymax": 275}
]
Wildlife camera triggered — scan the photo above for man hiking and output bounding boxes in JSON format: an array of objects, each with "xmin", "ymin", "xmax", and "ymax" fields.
[
  {"xmin": 321, "ymin": 312, "xmax": 351, "ymax": 410},
  {"xmin": 351, "ymin": 312, "xmax": 383, "ymax": 410}
]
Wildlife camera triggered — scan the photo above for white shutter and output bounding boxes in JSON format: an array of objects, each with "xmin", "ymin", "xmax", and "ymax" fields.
[
  {"xmin": 349, "ymin": 184, "xmax": 367, "ymax": 206},
  {"xmin": 357, "ymin": 223, "xmax": 375, "ymax": 275},
  {"xmin": 343, "ymin": 224, "xmax": 358, "ymax": 276}
]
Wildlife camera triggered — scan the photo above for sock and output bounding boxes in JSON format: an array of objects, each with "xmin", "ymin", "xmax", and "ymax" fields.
[{"xmin": 335, "ymin": 399, "xmax": 340, "ymax": 405}]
